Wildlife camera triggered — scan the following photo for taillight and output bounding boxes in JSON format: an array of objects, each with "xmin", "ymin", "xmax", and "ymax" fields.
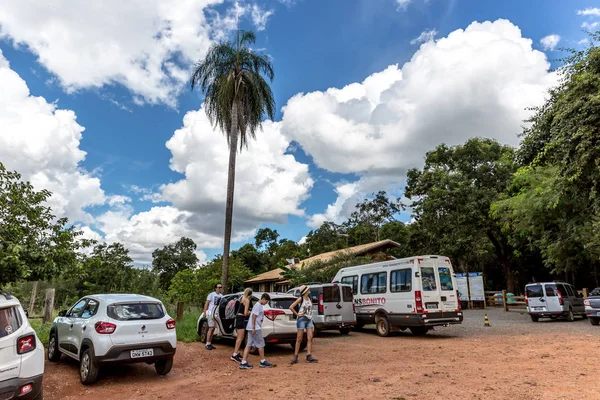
[
  {"xmin": 584, "ymin": 299, "xmax": 591, "ymax": 307},
  {"xmin": 318, "ymin": 293, "xmax": 324, "ymax": 315},
  {"xmin": 17, "ymin": 334, "xmax": 36, "ymax": 354},
  {"xmin": 525, "ymin": 296, "xmax": 528, "ymax": 305},
  {"xmin": 94, "ymin": 321, "xmax": 117, "ymax": 334},
  {"xmin": 166, "ymin": 318, "xmax": 176, "ymax": 330},
  {"xmin": 264, "ymin": 310, "xmax": 285, "ymax": 321},
  {"xmin": 456, "ymin": 290, "xmax": 462, "ymax": 312},
  {"xmin": 20, "ymin": 384, "xmax": 33, "ymax": 396},
  {"xmin": 557, "ymin": 290, "xmax": 564, "ymax": 305},
  {"xmin": 415, "ymin": 290, "xmax": 424, "ymax": 313}
]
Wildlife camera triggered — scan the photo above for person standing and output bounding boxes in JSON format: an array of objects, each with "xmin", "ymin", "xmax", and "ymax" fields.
[
  {"xmin": 231, "ymin": 288, "xmax": 253, "ymax": 362},
  {"xmin": 204, "ymin": 283, "xmax": 223, "ymax": 350},
  {"xmin": 289, "ymin": 285, "xmax": 318, "ymax": 364},
  {"xmin": 239, "ymin": 293, "xmax": 273, "ymax": 369}
]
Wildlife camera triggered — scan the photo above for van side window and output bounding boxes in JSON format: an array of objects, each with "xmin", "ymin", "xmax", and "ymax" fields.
[
  {"xmin": 341, "ymin": 276, "xmax": 358, "ymax": 295},
  {"xmin": 390, "ymin": 269, "xmax": 411, "ymax": 292},
  {"xmin": 361, "ymin": 272, "xmax": 387, "ymax": 294}
]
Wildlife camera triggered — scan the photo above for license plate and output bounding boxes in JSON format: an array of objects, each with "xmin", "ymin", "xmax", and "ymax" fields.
[
  {"xmin": 425, "ymin": 303, "xmax": 438, "ymax": 309},
  {"xmin": 130, "ymin": 349, "xmax": 154, "ymax": 359},
  {"xmin": 533, "ymin": 307, "xmax": 544, "ymax": 311},
  {"xmin": 325, "ymin": 315, "xmax": 341, "ymax": 322}
]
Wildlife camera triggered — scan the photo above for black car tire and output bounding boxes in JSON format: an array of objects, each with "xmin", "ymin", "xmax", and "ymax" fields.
[
  {"xmin": 47, "ymin": 331, "xmax": 61, "ymax": 362},
  {"xmin": 409, "ymin": 326, "xmax": 428, "ymax": 336},
  {"xmin": 590, "ymin": 317, "xmax": 600, "ymax": 326},
  {"xmin": 80, "ymin": 348, "xmax": 99, "ymax": 385},
  {"xmin": 155, "ymin": 358, "xmax": 173, "ymax": 375},
  {"xmin": 339, "ymin": 327, "xmax": 350, "ymax": 335},
  {"xmin": 198, "ymin": 321, "xmax": 207, "ymax": 343},
  {"xmin": 530, "ymin": 315, "xmax": 539, "ymax": 322},
  {"xmin": 566, "ymin": 309, "xmax": 575, "ymax": 322}
]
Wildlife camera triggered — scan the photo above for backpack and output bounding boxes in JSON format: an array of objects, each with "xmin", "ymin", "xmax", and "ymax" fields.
[{"xmin": 224, "ymin": 299, "xmax": 237, "ymax": 319}]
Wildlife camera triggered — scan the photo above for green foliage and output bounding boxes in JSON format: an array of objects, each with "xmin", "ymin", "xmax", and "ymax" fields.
[
  {"xmin": 304, "ymin": 222, "xmax": 348, "ymax": 256},
  {"xmin": 30, "ymin": 319, "xmax": 52, "ymax": 347},
  {"xmin": 152, "ymin": 237, "xmax": 199, "ymax": 291},
  {"xmin": 0, "ymin": 163, "xmax": 86, "ymax": 287},
  {"xmin": 349, "ymin": 191, "xmax": 404, "ymax": 242},
  {"xmin": 175, "ymin": 308, "xmax": 202, "ymax": 343}
]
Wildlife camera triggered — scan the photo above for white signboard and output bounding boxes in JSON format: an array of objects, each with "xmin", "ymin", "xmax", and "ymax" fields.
[
  {"xmin": 455, "ymin": 273, "xmax": 469, "ymax": 301},
  {"xmin": 468, "ymin": 272, "xmax": 485, "ymax": 301}
]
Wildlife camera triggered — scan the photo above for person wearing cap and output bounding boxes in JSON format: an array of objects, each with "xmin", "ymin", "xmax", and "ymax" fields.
[{"xmin": 289, "ymin": 285, "xmax": 318, "ymax": 364}]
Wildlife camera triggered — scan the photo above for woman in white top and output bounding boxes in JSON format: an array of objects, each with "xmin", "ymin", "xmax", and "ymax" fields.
[{"xmin": 289, "ymin": 285, "xmax": 318, "ymax": 364}]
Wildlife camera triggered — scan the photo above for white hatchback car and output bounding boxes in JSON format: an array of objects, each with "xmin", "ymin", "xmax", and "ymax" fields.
[
  {"xmin": 197, "ymin": 292, "xmax": 306, "ymax": 351},
  {"xmin": 0, "ymin": 291, "xmax": 44, "ymax": 400},
  {"xmin": 48, "ymin": 294, "xmax": 176, "ymax": 385}
]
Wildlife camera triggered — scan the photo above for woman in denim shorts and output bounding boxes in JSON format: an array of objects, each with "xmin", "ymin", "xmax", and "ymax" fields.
[{"xmin": 289, "ymin": 285, "xmax": 318, "ymax": 364}]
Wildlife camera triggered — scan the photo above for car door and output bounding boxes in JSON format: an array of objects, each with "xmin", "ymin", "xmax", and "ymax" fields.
[
  {"xmin": 61, "ymin": 298, "xmax": 87, "ymax": 356},
  {"xmin": 214, "ymin": 295, "xmax": 236, "ymax": 337},
  {"xmin": 567, "ymin": 284, "xmax": 585, "ymax": 312},
  {"xmin": 72, "ymin": 298, "xmax": 99, "ymax": 355}
]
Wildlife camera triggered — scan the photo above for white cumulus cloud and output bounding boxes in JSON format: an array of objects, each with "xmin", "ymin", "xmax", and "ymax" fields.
[
  {"xmin": 411, "ymin": 29, "xmax": 437, "ymax": 45},
  {"xmin": 281, "ymin": 19, "xmax": 558, "ymax": 225},
  {"xmin": 582, "ymin": 21, "xmax": 600, "ymax": 30},
  {"xmin": 540, "ymin": 34, "xmax": 561, "ymax": 51},
  {"xmin": 577, "ymin": 8, "xmax": 600, "ymax": 17}
]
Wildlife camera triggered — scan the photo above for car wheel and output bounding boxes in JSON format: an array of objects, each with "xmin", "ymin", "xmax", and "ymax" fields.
[
  {"xmin": 409, "ymin": 326, "xmax": 428, "ymax": 336},
  {"xmin": 590, "ymin": 317, "xmax": 600, "ymax": 326},
  {"xmin": 566, "ymin": 309, "xmax": 575, "ymax": 322},
  {"xmin": 339, "ymin": 327, "xmax": 350, "ymax": 335},
  {"xmin": 530, "ymin": 315, "xmax": 539, "ymax": 322},
  {"xmin": 47, "ymin": 332, "xmax": 61, "ymax": 362},
  {"xmin": 375, "ymin": 317, "xmax": 391, "ymax": 337},
  {"xmin": 80, "ymin": 348, "xmax": 99, "ymax": 385},
  {"xmin": 155, "ymin": 358, "xmax": 174, "ymax": 375},
  {"xmin": 198, "ymin": 321, "xmax": 207, "ymax": 343}
]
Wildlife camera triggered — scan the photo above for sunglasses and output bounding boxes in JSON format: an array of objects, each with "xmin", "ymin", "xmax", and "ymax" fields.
[{"xmin": 216, "ymin": 286, "xmax": 223, "ymax": 289}]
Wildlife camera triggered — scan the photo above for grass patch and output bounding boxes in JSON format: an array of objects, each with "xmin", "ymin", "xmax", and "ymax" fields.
[
  {"xmin": 30, "ymin": 319, "xmax": 52, "ymax": 347},
  {"xmin": 176, "ymin": 311, "xmax": 201, "ymax": 343}
]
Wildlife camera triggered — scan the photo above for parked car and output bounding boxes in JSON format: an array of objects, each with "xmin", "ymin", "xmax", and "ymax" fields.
[
  {"xmin": 332, "ymin": 255, "xmax": 463, "ymax": 337},
  {"xmin": 0, "ymin": 291, "xmax": 44, "ymax": 399},
  {"xmin": 525, "ymin": 281, "xmax": 586, "ymax": 322},
  {"xmin": 197, "ymin": 292, "xmax": 306, "ymax": 350},
  {"xmin": 48, "ymin": 294, "xmax": 176, "ymax": 385},
  {"xmin": 584, "ymin": 291, "xmax": 600, "ymax": 325},
  {"xmin": 286, "ymin": 283, "xmax": 356, "ymax": 334}
]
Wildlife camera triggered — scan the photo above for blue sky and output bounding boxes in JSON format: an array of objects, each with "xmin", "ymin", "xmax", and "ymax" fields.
[{"xmin": 0, "ymin": 0, "xmax": 598, "ymax": 264}]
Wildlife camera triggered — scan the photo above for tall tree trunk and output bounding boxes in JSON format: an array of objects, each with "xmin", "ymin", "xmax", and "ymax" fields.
[
  {"xmin": 221, "ymin": 101, "xmax": 239, "ymax": 294},
  {"xmin": 503, "ymin": 261, "xmax": 515, "ymax": 293}
]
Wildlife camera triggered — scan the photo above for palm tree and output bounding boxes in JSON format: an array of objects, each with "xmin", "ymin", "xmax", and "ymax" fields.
[{"xmin": 191, "ymin": 30, "xmax": 275, "ymax": 292}]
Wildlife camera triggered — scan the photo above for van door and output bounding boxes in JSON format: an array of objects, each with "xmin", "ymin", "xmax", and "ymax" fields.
[
  {"xmin": 419, "ymin": 260, "xmax": 442, "ymax": 312},
  {"xmin": 322, "ymin": 285, "xmax": 342, "ymax": 324},
  {"xmin": 543, "ymin": 284, "xmax": 561, "ymax": 312},
  {"xmin": 339, "ymin": 285, "xmax": 356, "ymax": 325},
  {"xmin": 526, "ymin": 284, "xmax": 547, "ymax": 312},
  {"xmin": 436, "ymin": 262, "xmax": 459, "ymax": 313}
]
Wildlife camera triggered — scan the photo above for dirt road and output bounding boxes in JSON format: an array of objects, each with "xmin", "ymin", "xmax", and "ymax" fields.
[{"xmin": 43, "ymin": 310, "xmax": 600, "ymax": 400}]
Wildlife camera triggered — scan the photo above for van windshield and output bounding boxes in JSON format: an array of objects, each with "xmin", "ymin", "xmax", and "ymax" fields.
[{"xmin": 0, "ymin": 306, "xmax": 22, "ymax": 338}]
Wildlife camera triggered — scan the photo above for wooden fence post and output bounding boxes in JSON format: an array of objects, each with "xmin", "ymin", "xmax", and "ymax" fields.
[
  {"xmin": 502, "ymin": 289, "xmax": 508, "ymax": 312},
  {"xmin": 29, "ymin": 281, "xmax": 39, "ymax": 314},
  {"xmin": 176, "ymin": 301, "xmax": 184, "ymax": 321},
  {"xmin": 583, "ymin": 288, "xmax": 589, "ymax": 298},
  {"xmin": 43, "ymin": 289, "xmax": 55, "ymax": 324}
]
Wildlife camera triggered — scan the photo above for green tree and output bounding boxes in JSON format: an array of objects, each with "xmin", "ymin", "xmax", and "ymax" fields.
[
  {"xmin": 0, "ymin": 163, "xmax": 84, "ymax": 287},
  {"xmin": 405, "ymin": 138, "xmax": 519, "ymax": 291},
  {"xmin": 191, "ymin": 30, "xmax": 275, "ymax": 292},
  {"xmin": 254, "ymin": 228, "xmax": 280, "ymax": 256},
  {"xmin": 152, "ymin": 237, "xmax": 199, "ymax": 290},
  {"xmin": 231, "ymin": 243, "xmax": 264, "ymax": 274},
  {"xmin": 348, "ymin": 191, "xmax": 403, "ymax": 242},
  {"xmin": 304, "ymin": 222, "xmax": 348, "ymax": 256}
]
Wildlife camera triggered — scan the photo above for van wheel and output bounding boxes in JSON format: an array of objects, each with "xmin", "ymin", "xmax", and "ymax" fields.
[
  {"xmin": 530, "ymin": 315, "xmax": 539, "ymax": 322},
  {"xmin": 590, "ymin": 317, "xmax": 600, "ymax": 326},
  {"xmin": 80, "ymin": 348, "xmax": 99, "ymax": 385},
  {"xmin": 198, "ymin": 321, "xmax": 207, "ymax": 343},
  {"xmin": 566, "ymin": 309, "xmax": 575, "ymax": 322},
  {"xmin": 409, "ymin": 326, "xmax": 428, "ymax": 336},
  {"xmin": 339, "ymin": 328, "xmax": 350, "ymax": 335},
  {"xmin": 155, "ymin": 358, "xmax": 173, "ymax": 375},
  {"xmin": 47, "ymin": 331, "xmax": 61, "ymax": 362},
  {"xmin": 375, "ymin": 317, "xmax": 391, "ymax": 337}
]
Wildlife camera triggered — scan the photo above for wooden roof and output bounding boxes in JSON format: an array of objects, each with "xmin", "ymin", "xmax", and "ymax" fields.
[{"xmin": 244, "ymin": 239, "xmax": 400, "ymax": 284}]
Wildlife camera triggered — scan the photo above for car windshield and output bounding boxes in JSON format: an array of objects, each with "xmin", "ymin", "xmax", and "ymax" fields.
[
  {"xmin": 107, "ymin": 303, "xmax": 165, "ymax": 321},
  {"xmin": 590, "ymin": 288, "xmax": 600, "ymax": 296},
  {"xmin": 0, "ymin": 306, "xmax": 22, "ymax": 338}
]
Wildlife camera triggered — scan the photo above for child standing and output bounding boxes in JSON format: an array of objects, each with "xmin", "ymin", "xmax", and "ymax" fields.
[{"xmin": 239, "ymin": 293, "xmax": 273, "ymax": 369}]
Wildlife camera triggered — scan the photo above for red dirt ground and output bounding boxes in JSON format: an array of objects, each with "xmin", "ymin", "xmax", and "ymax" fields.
[{"xmin": 43, "ymin": 328, "xmax": 600, "ymax": 400}]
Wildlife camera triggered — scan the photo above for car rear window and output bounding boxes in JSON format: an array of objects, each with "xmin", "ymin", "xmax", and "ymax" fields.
[
  {"xmin": 269, "ymin": 298, "xmax": 295, "ymax": 310},
  {"xmin": 323, "ymin": 286, "xmax": 341, "ymax": 302},
  {"xmin": 544, "ymin": 284, "xmax": 557, "ymax": 296},
  {"xmin": 526, "ymin": 285, "xmax": 543, "ymax": 298},
  {"xmin": 107, "ymin": 303, "xmax": 165, "ymax": 321},
  {"xmin": 0, "ymin": 307, "xmax": 22, "ymax": 338},
  {"xmin": 342, "ymin": 286, "xmax": 353, "ymax": 302}
]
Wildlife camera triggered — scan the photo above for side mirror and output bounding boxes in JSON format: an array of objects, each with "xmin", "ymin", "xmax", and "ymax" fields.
[{"xmin": 58, "ymin": 310, "xmax": 67, "ymax": 317}]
